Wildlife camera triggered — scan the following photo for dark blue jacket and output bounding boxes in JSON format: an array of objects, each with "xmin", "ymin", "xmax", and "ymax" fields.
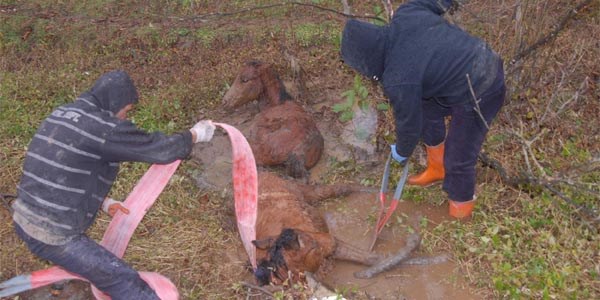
[
  {"xmin": 342, "ymin": 0, "xmax": 502, "ymax": 157},
  {"xmin": 13, "ymin": 71, "xmax": 193, "ymax": 245}
]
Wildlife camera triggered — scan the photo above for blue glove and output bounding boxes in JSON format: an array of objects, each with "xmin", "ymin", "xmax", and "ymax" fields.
[{"xmin": 390, "ymin": 144, "xmax": 407, "ymax": 164}]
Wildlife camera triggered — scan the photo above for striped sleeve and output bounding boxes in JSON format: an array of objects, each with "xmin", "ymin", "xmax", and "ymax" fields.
[{"xmin": 99, "ymin": 120, "xmax": 193, "ymax": 164}]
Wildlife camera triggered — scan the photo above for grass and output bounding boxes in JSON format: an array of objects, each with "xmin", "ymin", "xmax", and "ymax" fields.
[
  {"xmin": 1, "ymin": 1, "xmax": 599, "ymax": 299},
  {"xmin": 292, "ymin": 21, "xmax": 340, "ymax": 48}
]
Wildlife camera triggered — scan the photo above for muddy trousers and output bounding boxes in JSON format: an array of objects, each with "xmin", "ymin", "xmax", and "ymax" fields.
[
  {"xmin": 14, "ymin": 224, "xmax": 160, "ymax": 300},
  {"xmin": 420, "ymin": 83, "xmax": 506, "ymax": 202}
]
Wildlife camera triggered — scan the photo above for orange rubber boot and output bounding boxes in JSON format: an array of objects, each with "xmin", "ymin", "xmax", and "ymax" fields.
[
  {"xmin": 448, "ymin": 199, "xmax": 475, "ymax": 219},
  {"xmin": 408, "ymin": 142, "xmax": 445, "ymax": 186}
]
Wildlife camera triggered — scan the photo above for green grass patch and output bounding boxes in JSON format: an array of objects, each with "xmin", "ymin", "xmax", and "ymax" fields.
[
  {"xmin": 426, "ymin": 186, "xmax": 599, "ymax": 299},
  {"xmin": 292, "ymin": 22, "xmax": 341, "ymax": 48}
]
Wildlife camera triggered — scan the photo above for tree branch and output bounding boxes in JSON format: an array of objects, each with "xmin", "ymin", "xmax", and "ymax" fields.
[
  {"xmin": 186, "ymin": 1, "xmax": 386, "ymax": 23},
  {"xmin": 510, "ymin": 0, "xmax": 596, "ymax": 65},
  {"xmin": 478, "ymin": 152, "xmax": 600, "ymax": 224},
  {"xmin": 340, "ymin": 0, "xmax": 350, "ymax": 15},
  {"xmin": 466, "ymin": 73, "xmax": 490, "ymax": 130},
  {"xmin": 381, "ymin": 0, "xmax": 394, "ymax": 20},
  {"xmin": 240, "ymin": 281, "xmax": 278, "ymax": 298}
]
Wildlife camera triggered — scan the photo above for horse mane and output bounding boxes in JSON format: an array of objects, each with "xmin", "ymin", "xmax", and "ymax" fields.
[
  {"xmin": 253, "ymin": 228, "xmax": 298, "ymax": 285},
  {"xmin": 248, "ymin": 60, "xmax": 292, "ymax": 104}
]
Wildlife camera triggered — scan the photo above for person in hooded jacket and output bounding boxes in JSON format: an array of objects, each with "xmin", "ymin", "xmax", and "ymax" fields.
[
  {"xmin": 11, "ymin": 70, "xmax": 215, "ymax": 299},
  {"xmin": 341, "ymin": 0, "xmax": 506, "ymax": 218}
]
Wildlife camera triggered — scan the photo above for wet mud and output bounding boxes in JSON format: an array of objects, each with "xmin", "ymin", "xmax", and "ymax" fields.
[
  {"xmin": 17, "ymin": 281, "xmax": 92, "ymax": 300},
  {"xmin": 320, "ymin": 193, "xmax": 482, "ymax": 300}
]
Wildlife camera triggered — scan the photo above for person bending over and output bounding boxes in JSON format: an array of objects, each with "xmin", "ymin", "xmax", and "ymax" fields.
[{"xmin": 341, "ymin": 0, "xmax": 505, "ymax": 218}]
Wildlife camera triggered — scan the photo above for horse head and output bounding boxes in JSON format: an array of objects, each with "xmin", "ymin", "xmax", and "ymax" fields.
[
  {"xmin": 222, "ymin": 60, "xmax": 291, "ymax": 111},
  {"xmin": 252, "ymin": 228, "xmax": 335, "ymax": 285}
]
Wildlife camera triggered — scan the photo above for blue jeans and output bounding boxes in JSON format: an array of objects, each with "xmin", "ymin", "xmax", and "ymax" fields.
[
  {"xmin": 421, "ymin": 69, "xmax": 506, "ymax": 202},
  {"xmin": 14, "ymin": 224, "xmax": 160, "ymax": 300}
]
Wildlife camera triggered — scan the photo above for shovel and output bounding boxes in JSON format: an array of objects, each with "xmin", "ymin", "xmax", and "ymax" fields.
[{"xmin": 368, "ymin": 152, "xmax": 410, "ymax": 251}]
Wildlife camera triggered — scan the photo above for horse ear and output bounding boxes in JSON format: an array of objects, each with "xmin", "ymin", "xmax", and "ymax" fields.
[
  {"xmin": 257, "ymin": 62, "xmax": 273, "ymax": 73},
  {"xmin": 252, "ymin": 237, "xmax": 275, "ymax": 250},
  {"xmin": 247, "ymin": 60, "xmax": 263, "ymax": 68},
  {"xmin": 279, "ymin": 228, "xmax": 301, "ymax": 250}
]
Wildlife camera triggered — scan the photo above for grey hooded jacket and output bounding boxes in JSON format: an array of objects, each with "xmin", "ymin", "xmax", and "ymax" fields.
[
  {"xmin": 341, "ymin": 0, "xmax": 503, "ymax": 157},
  {"xmin": 12, "ymin": 70, "xmax": 193, "ymax": 245}
]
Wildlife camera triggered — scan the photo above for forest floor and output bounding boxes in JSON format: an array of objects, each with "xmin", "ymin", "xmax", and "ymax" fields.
[{"xmin": 1, "ymin": 1, "xmax": 598, "ymax": 299}]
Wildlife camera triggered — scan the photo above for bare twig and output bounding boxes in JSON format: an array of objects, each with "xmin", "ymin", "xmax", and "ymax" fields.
[
  {"xmin": 509, "ymin": 123, "xmax": 549, "ymax": 179},
  {"xmin": 522, "ymin": 143, "xmax": 533, "ymax": 175},
  {"xmin": 510, "ymin": 0, "xmax": 596, "ymax": 65},
  {"xmin": 544, "ymin": 76, "xmax": 588, "ymax": 124},
  {"xmin": 186, "ymin": 1, "xmax": 386, "ymax": 23},
  {"xmin": 381, "ymin": 0, "xmax": 394, "ymax": 20},
  {"xmin": 513, "ymin": 0, "xmax": 526, "ymax": 57},
  {"xmin": 540, "ymin": 70, "xmax": 569, "ymax": 124},
  {"xmin": 539, "ymin": 44, "xmax": 588, "ymax": 124},
  {"xmin": 466, "ymin": 73, "xmax": 490, "ymax": 130},
  {"xmin": 478, "ymin": 152, "xmax": 600, "ymax": 224},
  {"xmin": 550, "ymin": 178, "xmax": 600, "ymax": 196},
  {"xmin": 240, "ymin": 281, "xmax": 276, "ymax": 298},
  {"xmin": 540, "ymin": 181, "xmax": 600, "ymax": 223},
  {"xmin": 340, "ymin": 0, "xmax": 350, "ymax": 15},
  {"xmin": 450, "ymin": 0, "xmax": 487, "ymax": 23}
]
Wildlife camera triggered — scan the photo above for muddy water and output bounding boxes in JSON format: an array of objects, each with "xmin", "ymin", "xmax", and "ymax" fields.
[{"xmin": 319, "ymin": 193, "xmax": 483, "ymax": 299}]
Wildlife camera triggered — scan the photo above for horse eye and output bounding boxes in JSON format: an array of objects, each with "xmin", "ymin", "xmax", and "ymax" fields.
[{"xmin": 241, "ymin": 78, "xmax": 249, "ymax": 83}]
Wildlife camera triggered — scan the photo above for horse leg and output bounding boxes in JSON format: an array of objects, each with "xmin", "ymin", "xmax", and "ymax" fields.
[{"xmin": 332, "ymin": 238, "xmax": 382, "ymax": 265}]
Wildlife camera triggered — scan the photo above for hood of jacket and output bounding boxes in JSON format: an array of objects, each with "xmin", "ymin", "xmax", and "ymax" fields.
[
  {"xmin": 341, "ymin": 19, "xmax": 388, "ymax": 81},
  {"xmin": 82, "ymin": 70, "xmax": 139, "ymax": 114}
]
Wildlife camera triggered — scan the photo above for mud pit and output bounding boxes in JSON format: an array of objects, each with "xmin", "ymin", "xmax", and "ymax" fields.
[
  {"xmin": 320, "ymin": 193, "xmax": 480, "ymax": 299},
  {"xmin": 191, "ymin": 103, "xmax": 484, "ymax": 299}
]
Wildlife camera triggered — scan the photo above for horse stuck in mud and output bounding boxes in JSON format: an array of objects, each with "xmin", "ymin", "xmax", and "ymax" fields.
[
  {"xmin": 249, "ymin": 171, "xmax": 443, "ymax": 286},
  {"xmin": 222, "ymin": 60, "xmax": 324, "ymax": 179},
  {"xmin": 219, "ymin": 60, "xmax": 446, "ymax": 287}
]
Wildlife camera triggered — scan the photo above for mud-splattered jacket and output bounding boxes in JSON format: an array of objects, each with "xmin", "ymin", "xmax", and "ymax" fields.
[
  {"xmin": 341, "ymin": 0, "xmax": 503, "ymax": 157},
  {"xmin": 12, "ymin": 71, "xmax": 193, "ymax": 245}
]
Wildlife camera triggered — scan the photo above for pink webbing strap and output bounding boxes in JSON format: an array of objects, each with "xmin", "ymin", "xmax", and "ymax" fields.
[
  {"xmin": 100, "ymin": 161, "xmax": 181, "ymax": 258},
  {"xmin": 91, "ymin": 161, "xmax": 182, "ymax": 300},
  {"xmin": 215, "ymin": 123, "xmax": 258, "ymax": 270},
  {"xmin": 0, "ymin": 161, "xmax": 182, "ymax": 300},
  {"xmin": 1, "ymin": 123, "xmax": 259, "ymax": 298}
]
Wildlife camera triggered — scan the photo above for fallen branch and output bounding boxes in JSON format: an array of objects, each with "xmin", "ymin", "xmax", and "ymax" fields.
[
  {"xmin": 478, "ymin": 152, "xmax": 600, "ymax": 224},
  {"xmin": 240, "ymin": 281, "xmax": 277, "ymax": 298},
  {"xmin": 509, "ymin": 122, "xmax": 549, "ymax": 179}
]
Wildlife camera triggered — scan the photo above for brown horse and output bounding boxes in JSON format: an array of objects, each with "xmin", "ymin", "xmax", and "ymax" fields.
[
  {"xmin": 222, "ymin": 60, "xmax": 324, "ymax": 178},
  {"xmin": 251, "ymin": 171, "xmax": 382, "ymax": 285}
]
